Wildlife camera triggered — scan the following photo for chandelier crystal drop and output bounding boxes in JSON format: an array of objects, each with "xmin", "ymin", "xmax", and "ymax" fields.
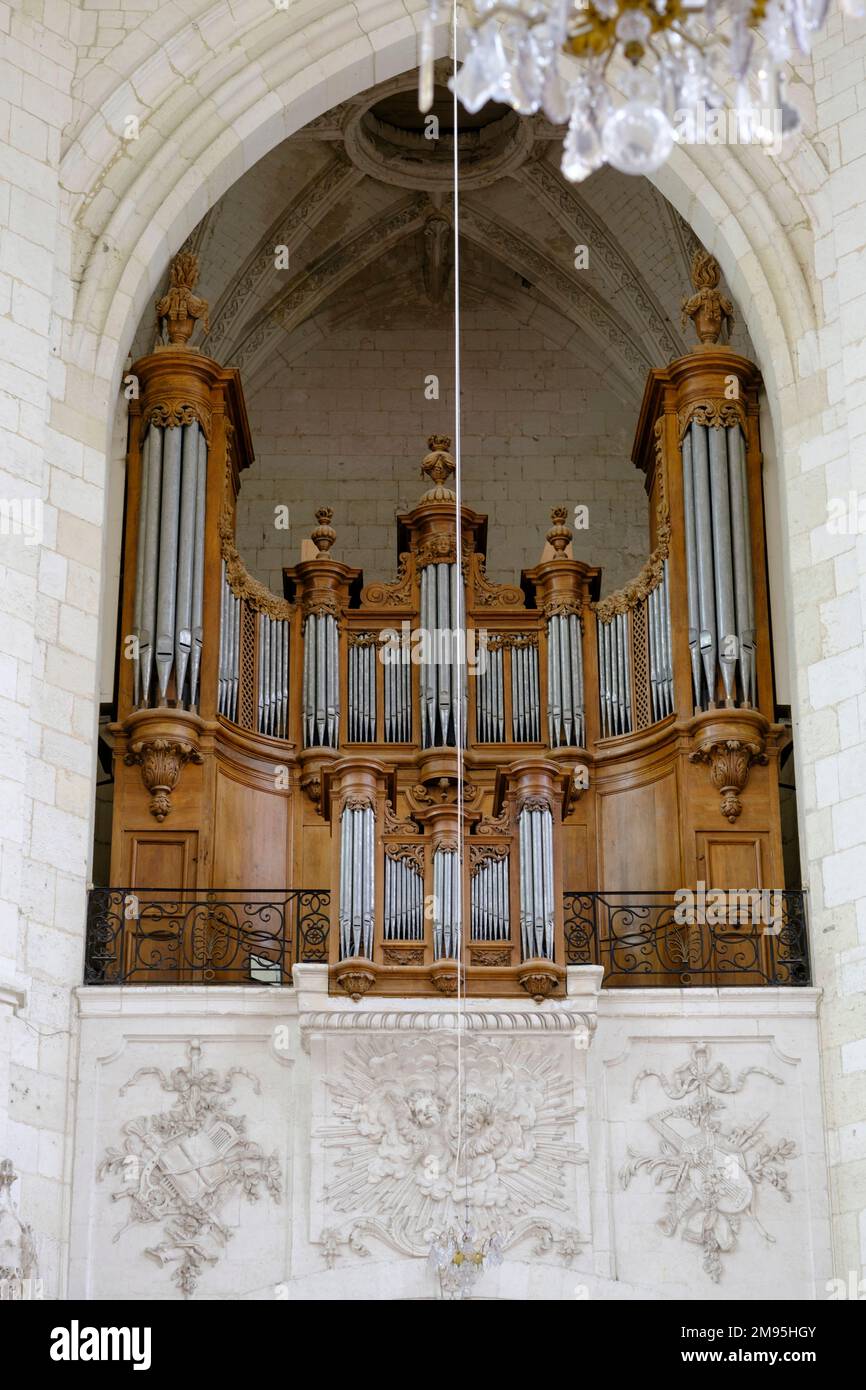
[
  {"xmin": 428, "ymin": 1225, "xmax": 505, "ymax": 1299},
  {"xmin": 420, "ymin": 0, "xmax": 854, "ymax": 179}
]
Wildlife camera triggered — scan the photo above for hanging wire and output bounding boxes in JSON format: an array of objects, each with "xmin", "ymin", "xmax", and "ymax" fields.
[{"xmin": 449, "ymin": 0, "xmax": 469, "ymax": 1229}]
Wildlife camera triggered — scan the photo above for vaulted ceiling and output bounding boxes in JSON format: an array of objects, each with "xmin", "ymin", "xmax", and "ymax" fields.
[{"xmin": 133, "ymin": 64, "xmax": 753, "ymax": 410}]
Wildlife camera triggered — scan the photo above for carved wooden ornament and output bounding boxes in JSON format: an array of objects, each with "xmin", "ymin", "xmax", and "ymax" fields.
[{"xmin": 125, "ymin": 738, "xmax": 203, "ymax": 821}]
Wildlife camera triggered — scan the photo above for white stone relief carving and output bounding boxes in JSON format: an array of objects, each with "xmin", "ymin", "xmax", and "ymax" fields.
[
  {"xmin": 0, "ymin": 1159, "xmax": 40, "ymax": 1298},
  {"xmin": 317, "ymin": 1035, "xmax": 587, "ymax": 1260},
  {"xmin": 97, "ymin": 1039, "xmax": 282, "ymax": 1297},
  {"xmin": 619, "ymin": 1041, "xmax": 796, "ymax": 1282}
]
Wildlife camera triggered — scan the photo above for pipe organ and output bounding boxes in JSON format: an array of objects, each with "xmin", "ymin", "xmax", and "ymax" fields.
[{"xmin": 105, "ymin": 251, "xmax": 791, "ymax": 1000}]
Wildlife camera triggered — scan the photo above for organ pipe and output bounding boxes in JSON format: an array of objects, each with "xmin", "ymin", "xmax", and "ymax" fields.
[
  {"xmin": 384, "ymin": 855, "xmax": 424, "ymax": 940},
  {"xmin": 420, "ymin": 563, "xmax": 465, "ymax": 748},
  {"xmin": 432, "ymin": 848, "xmax": 461, "ymax": 959},
  {"xmin": 518, "ymin": 805, "xmax": 554, "ymax": 960},
  {"xmin": 339, "ymin": 804, "xmax": 375, "ymax": 958},
  {"xmin": 681, "ymin": 421, "xmax": 756, "ymax": 710},
  {"xmin": 470, "ymin": 856, "xmax": 510, "ymax": 941},
  {"xmin": 303, "ymin": 612, "xmax": 340, "ymax": 747}
]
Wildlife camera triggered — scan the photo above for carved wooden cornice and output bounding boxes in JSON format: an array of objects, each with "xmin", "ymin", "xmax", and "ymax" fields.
[
  {"xmin": 125, "ymin": 737, "xmax": 202, "ymax": 822},
  {"xmin": 360, "ymin": 553, "xmax": 414, "ymax": 608},
  {"xmin": 471, "ymin": 554, "xmax": 525, "ymax": 609},
  {"xmin": 593, "ymin": 418, "xmax": 670, "ymax": 622}
]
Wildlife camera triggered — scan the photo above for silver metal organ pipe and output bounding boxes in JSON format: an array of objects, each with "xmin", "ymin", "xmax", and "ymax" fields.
[
  {"xmin": 569, "ymin": 613, "xmax": 583, "ymax": 745},
  {"xmin": 661, "ymin": 560, "xmax": 673, "ymax": 715},
  {"xmin": 708, "ymin": 425, "xmax": 737, "ymax": 702},
  {"xmin": 728, "ymin": 426, "xmax": 756, "ymax": 705},
  {"xmin": 139, "ymin": 423, "xmax": 163, "ymax": 705},
  {"xmin": 132, "ymin": 426, "xmax": 151, "ymax": 706},
  {"xmin": 690, "ymin": 421, "xmax": 718, "ymax": 706},
  {"xmin": 155, "ymin": 425, "xmax": 182, "ymax": 701},
  {"xmin": 547, "ymin": 618, "xmax": 561, "ymax": 746},
  {"xmin": 648, "ymin": 587, "xmax": 659, "ymax": 723},
  {"xmin": 174, "ymin": 422, "xmax": 198, "ymax": 703},
  {"xmin": 681, "ymin": 428, "xmax": 703, "ymax": 708},
  {"xmin": 190, "ymin": 430, "xmax": 207, "ymax": 708}
]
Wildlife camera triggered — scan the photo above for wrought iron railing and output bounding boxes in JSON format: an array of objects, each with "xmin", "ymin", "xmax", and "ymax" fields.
[
  {"xmin": 84, "ymin": 887, "xmax": 809, "ymax": 987},
  {"xmin": 84, "ymin": 888, "xmax": 329, "ymax": 985},
  {"xmin": 563, "ymin": 889, "xmax": 810, "ymax": 987}
]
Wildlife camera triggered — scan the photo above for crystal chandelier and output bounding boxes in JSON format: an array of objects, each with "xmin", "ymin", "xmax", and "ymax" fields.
[
  {"xmin": 420, "ymin": 0, "xmax": 854, "ymax": 179},
  {"xmin": 428, "ymin": 1226, "xmax": 505, "ymax": 1299}
]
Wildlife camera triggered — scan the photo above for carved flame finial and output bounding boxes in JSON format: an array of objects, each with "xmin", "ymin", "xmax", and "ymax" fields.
[
  {"xmin": 681, "ymin": 250, "xmax": 734, "ymax": 346},
  {"xmin": 311, "ymin": 506, "xmax": 336, "ymax": 555},
  {"xmin": 156, "ymin": 252, "xmax": 210, "ymax": 346},
  {"xmin": 420, "ymin": 435, "xmax": 456, "ymax": 501},
  {"xmin": 547, "ymin": 505, "xmax": 572, "ymax": 554}
]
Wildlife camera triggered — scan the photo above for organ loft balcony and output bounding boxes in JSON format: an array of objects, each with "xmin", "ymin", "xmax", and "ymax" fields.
[{"xmin": 86, "ymin": 251, "xmax": 809, "ymax": 999}]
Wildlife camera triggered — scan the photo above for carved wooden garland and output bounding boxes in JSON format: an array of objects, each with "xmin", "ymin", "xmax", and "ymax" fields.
[
  {"xmin": 125, "ymin": 738, "xmax": 203, "ymax": 822},
  {"xmin": 219, "ymin": 452, "xmax": 295, "ymax": 621},
  {"xmin": 543, "ymin": 598, "xmax": 583, "ymax": 620},
  {"xmin": 593, "ymin": 417, "xmax": 671, "ymax": 622},
  {"xmin": 487, "ymin": 632, "xmax": 539, "ymax": 650}
]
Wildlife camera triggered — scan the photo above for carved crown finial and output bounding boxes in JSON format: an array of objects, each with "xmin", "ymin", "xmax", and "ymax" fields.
[
  {"xmin": 681, "ymin": 250, "xmax": 734, "ymax": 346},
  {"xmin": 420, "ymin": 435, "xmax": 456, "ymax": 500},
  {"xmin": 156, "ymin": 252, "xmax": 210, "ymax": 346},
  {"xmin": 311, "ymin": 506, "xmax": 336, "ymax": 555},
  {"xmin": 547, "ymin": 505, "xmax": 571, "ymax": 554}
]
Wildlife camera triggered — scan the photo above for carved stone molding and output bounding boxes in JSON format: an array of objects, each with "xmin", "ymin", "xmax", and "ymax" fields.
[
  {"xmin": 125, "ymin": 737, "xmax": 203, "ymax": 821},
  {"xmin": 690, "ymin": 737, "xmax": 767, "ymax": 823},
  {"xmin": 620, "ymin": 1041, "xmax": 794, "ymax": 1283},
  {"xmin": 97, "ymin": 1040, "xmax": 281, "ymax": 1297},
  {"xmin": 300, "ymin": 1009, "xmax": 593, "ymax": 1035}
]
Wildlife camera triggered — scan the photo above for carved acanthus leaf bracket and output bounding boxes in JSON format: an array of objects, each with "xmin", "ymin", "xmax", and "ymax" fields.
[
  {"xmin": 472, "ymin": 553, "xmax": 526, "ymax": 609},
  {"xmin": 125, "ymin": 738, "xmax": 203, "ymax": 822},
  {"xmin": 678, "ymin": 398, "xmax": 747, "ymax": 441},
  {"xmin": 689, "ymin": 738, "xmax": 767, "ymax": 823}
]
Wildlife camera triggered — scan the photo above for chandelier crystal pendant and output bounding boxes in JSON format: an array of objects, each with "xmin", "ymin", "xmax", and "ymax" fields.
[
  {"xmin": 428, "ymin": 1226, "xmax": 505, "ymax": 1299},
  {"xmin": 420, "ymin": 0, "xmax": 857, "ymax": 179}
]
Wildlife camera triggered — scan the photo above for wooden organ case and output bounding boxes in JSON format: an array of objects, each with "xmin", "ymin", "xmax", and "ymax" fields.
[{"xmin": 101, "ymin": 252, "xmax": 798, "ymax": 999}]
